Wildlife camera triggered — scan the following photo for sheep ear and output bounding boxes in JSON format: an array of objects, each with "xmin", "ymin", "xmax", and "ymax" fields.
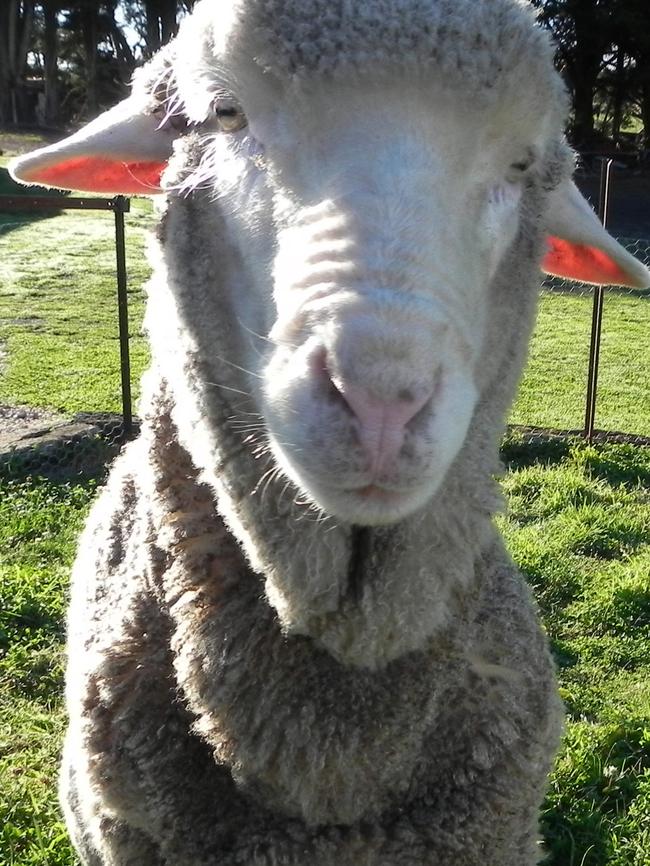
[
  {"xmin": 8, "ymin": 96, "xmax": 176, "ymax": 195},
  {"xmin": 542, "ymin": 180, "xmax": 650, "ymax": 289}
]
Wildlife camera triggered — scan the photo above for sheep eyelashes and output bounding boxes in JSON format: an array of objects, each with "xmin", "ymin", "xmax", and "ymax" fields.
[{"xmin": 10, "ymin": 0, "xmax": 650, "ymax": 864}]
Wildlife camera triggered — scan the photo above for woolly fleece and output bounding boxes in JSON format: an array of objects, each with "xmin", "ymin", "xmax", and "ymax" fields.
[{"xmin": 60, "ymin": 1, "xmax": 570, "ymax": 863}]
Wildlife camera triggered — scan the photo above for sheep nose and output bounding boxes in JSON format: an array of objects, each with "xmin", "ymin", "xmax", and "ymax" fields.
[{"xmin": 330, "ymin": 378, "xmax": 433, "ymax": 477}]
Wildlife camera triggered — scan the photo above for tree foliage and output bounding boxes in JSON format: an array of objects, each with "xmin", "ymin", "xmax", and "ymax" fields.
[
  {"xmin": 533, "ymin": 0, "xmax": 650, "ymax": 148},
  {"xmin": 1, "ymin": 0, "xmax": 649, "ymax": 150},
  {"xmin": 0, "ymin": 1, "xmax": 194, "ymax": 127}
]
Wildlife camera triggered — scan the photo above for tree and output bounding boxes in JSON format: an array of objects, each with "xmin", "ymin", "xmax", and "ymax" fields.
[
  {"xmin": 0, "ymin": 1, "xmax": 195, "ymax": 127},
  {"xmin": 614, "ymin": 0, "xmax": 650, "ymax": 145},
  {"xmin": 105, "ymin": 0, "xmax": 137, "ymax": 84},
  {"xmin": 145, "ymin": 0, "xmax": 178, "ymax": 54},
  {"xmin": 42, "ymin": 0, "xmax": 60, "ymax": 124},
  {"xmin": 119, "ymin": 0, "xmax": 191, "ymax": 57},
  {"xmin": 534, "ymin": 0, "xmax": 650, "ymax": 147},
  {"xmin": 534, "ymin": 0, "xmax": 616, "ymax": 146},
  {"xmin": 0, "ymin": 1, "xmax": 36, "ymax": 124}
]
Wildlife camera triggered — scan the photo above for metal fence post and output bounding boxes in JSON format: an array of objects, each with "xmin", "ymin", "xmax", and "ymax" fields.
[
  {"xmin": 113, "ymin": 195, "xmax": 133, "ymax": 438},
  {"xmin": 583, "ymin": 158, "xmax": 612, "ymax": 442}
]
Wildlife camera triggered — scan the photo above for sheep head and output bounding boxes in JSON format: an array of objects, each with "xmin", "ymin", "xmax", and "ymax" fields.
[{"xmin": 12, "ymin": 0, "xmax": 650, "ymax": 534}]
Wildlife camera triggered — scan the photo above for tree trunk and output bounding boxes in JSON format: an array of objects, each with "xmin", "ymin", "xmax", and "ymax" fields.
[
  {"xmin": 144, "ymin": 0, "xmax": 179, "ymax": 55},
  {"xmin": 43, "ymin": 0, "xmax": 59, "ymax": 126},
  {"xmin": 610, "ymin": 48, "xmax": 626, "ymax": 144},
  {"xmin": 0, "ymin": 3, "xmax": 10, "ymax": 123},
  {"xmin": 7, "ymin": 0, "xmax": 19, "ymax": 123},
  {"xmin": 105, "ymin": 0, "xmax": 136, "ymax": 87},
  {"xmin": 17, "ymin": 0, "xmax": 34, "ymax": 77},
  {"xmin": 160, "ymin": 0, "xmax": 178, "ymax": 44},
  {"xmin": 81, "ymin": 2, "xmax": 99, "ymax": 118},
  {"xmin": 2, "ymin": 0, "xmax": 35, "ymax": 124},
  {"xmin": 565, "ymin": 0, "xmax": 612, "ymax": 148},
  {"xmin": 572, "ymin": 70, "xmax": 597, "ymax": 147},
  {"xmin": 145, "ymin": 0, "xmax": 161, "ymax": 55}
]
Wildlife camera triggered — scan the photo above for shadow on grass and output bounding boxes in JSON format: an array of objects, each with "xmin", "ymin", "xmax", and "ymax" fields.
[
  {"xmin": 606, "ymin": 586, "xmax": 650, "ymax": 633},
  {"xmin": 0, "ymin": 428, "xmax": 126, "ymax": 486},
  {"xmin": 549, "ymin": 638, "xmax": 579, "ymax": 671},
  {"xmin": 573, "ymin": 445, "xmax": 650, "ymax": 489},
  {"xmin": 500, "ymin": 434, "xmax": 574, "ymax": 471},
  {"xmin": 501, "ymin": 433, "xmax": 650, "ymax": 490},
  {"xmin": 541, "ymin": 806, "xmax": 612, "ymax": 866},
  {"xmin": 0, "ymin": 166, "xmax": 69, "ymax": 238}
]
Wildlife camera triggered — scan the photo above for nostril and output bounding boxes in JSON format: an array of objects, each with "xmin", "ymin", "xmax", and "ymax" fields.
[
  {"xmin": 310, "ymin": 344, "xmax": 436, "ymax": 464},
  {"xmin": 336, "ymin": 382, "xmax": 434, "ymax": 477},
  {"xmin": 310, "ymin": 347, "xmax": 348, "ymax": 404},
  {"xmin": 309, "ymin": 346, "xmax": 329, "ymax": 379},
  {"xmin": 309, "ymin": 346, "xmax": 438, "ymax": 475}
]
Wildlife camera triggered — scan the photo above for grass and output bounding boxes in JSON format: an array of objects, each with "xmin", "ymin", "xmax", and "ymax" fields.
[
  {"xmin": 1, "ymin": 190, "xmax": 647, "ymax": 433},
  {"xmin": 0, "ymin": 475, "xmax": 97, "ymax": 866},
  {"xmin": 0, "ymin": 129, "xmax": 63, "ymax": 171},
  {"xmin": 512, "ymin": 288, "xmax": 650, "ymax": 436},
  {"xmin": 498, "ymin": 438, "xmax": 650, "ymax": 865},
  {"xmin": 0, "ymin": 181, "xmax": 153, "ymax": 414}
]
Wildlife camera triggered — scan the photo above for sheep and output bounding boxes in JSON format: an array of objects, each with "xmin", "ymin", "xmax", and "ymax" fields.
[{"xmin": 11, "ymin": 1, "xmax": 650, "ymax": 864}]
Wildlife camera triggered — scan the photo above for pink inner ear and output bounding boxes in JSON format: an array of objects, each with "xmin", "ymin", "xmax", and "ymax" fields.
[
  {"xmin": 23, "ymin": 156, "xmax": 166, "ymax": 194},
  {"xmin": 543, "ymin": 236, "xmax": 629, "ymax": 285}
]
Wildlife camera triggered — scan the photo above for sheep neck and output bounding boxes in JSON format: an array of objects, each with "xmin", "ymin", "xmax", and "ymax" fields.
[
  {"xmin": 143, "ymin": 377, "xmax": 499, "ymax": 669},
  {"xmin": 140, "ymin": 407, "xmax": 498, "ymax": 824}
]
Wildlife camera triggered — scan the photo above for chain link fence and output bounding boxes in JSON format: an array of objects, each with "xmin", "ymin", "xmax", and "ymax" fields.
[{"xmin": 1, "ymin": 176, "xmax": 648, "ymax": 481}]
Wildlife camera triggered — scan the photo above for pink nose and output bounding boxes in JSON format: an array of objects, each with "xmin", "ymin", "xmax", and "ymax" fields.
[{"xmin": 331, "ymin": 379, "xmax": 433, "ymax": 477}]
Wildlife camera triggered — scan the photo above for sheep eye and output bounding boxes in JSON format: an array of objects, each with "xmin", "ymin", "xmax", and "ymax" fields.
[
  {"xmin": 510, "ymin": 154, "xmax": 534, "ymax": 174},
  {"xmin": 212, "ymin": 97, "xmax": 247, "ymax": 133}
]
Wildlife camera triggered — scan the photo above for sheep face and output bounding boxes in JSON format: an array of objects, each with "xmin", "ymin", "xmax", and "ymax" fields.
[
  {"xmin": 14, "ymin": 1, "xmax": 648, "ymax": 532},
  {"xmin": 167, "ymin": 60, "xmax": 564, "ymax": 526}
]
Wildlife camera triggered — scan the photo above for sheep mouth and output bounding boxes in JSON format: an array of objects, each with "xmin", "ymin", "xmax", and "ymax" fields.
[
  {"xmin": 300, "ymin": 474, "xmax": 436, "ymax": 526},
  {"xmin": 347, "ymin": 484, "xmax": 410, "ymax": 500}
]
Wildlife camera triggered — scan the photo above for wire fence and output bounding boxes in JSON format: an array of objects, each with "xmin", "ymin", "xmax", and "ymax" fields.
[{"xmin": 0, "ymin": 176, "xmax": 648, "ymax": 481}]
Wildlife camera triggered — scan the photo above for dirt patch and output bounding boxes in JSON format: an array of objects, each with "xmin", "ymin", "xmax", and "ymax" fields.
[
  {"xmin": 0, "ymin": 404, "xmax": 69, "ymax": 452},
  {"xmin": 0, "ymin": 408, "xmax": 135, "ymax": 479}
]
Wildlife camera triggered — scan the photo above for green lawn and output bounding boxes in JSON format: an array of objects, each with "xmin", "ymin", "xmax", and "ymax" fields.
[
  {"xmin": 499, "ymin": 437, "xmax": 650, "ymax": 865},
  {"xmin": 0, "ymin": 188, "xmax": 648, "ymax": 866},
  {"xmin": 0, "ymin": 477, "xmax": 95, "ymax": 866},
  {"xmin": 0, "ymin": 194, "xmax": 153, "ymax": 415},
  {"xmin": 513, "ymin": 288, "xmax": 650, "ymax": 437}
]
